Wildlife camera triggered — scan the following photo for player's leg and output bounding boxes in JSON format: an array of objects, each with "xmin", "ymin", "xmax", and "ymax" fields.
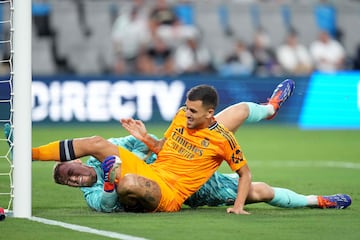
[
  {"xmin": 116, "ymin": 147, "xmax": 181, "ymax": 213},
  {"xmin": 215, "ymin": 79, "xmax": 295, "ymax": 133},
  {"xmin": 32, "ymin": 136, "xmax": 119, "ymax": 162},
  {"xmin": 257, "ymin": 184, "xmax": 352, "ymax": 209},
  {"xmin": 116, "ymin": 173, "xmax": 161, "ymax": 212},
  {"xmin": 187, "ymin": 173, "xmax": 352, "ymax": 209},
  {"xmin": 185, "ymin": 173, "xmax": 275, "ymax": 208},
  {"xmin": 185, "ymin": 173, "xmax": 278, "ymax": 208},
  {"xmin": 194, "ymin": 177, "xmax": 309, "ymax": 208},
  {"xmin": 247, "ymin": 183, "xmax": 311, "ymax": 208},
  {"xmin": 185, "ymin": 172, "xmax": 238, "ymax": 207},
  {"xmin": 215, "ymin": 102, "xmax": 274, "ymax": 132}
]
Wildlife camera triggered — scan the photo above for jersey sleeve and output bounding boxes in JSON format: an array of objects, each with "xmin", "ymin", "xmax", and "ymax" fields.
[{"xmin": 222, "ymin": 131, "xmax": 247, "ymax": 172}]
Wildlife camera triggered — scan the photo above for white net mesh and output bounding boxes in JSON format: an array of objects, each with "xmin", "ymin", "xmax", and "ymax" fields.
[{"xmin": 0, "ymin": 0, "xmax": 13, "ymax": 212}]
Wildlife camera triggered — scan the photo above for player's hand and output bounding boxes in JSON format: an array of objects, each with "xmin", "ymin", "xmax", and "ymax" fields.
[
  {"xmin": 226, "ymin": 207, "xmax": 250, "ymax": 215},
  {"xmin": 120, "ymin": 118, "xmax": 147, "ymax": 141},
  {"xmin": 101, "ymin": 155, "xmax": 121, "ymax": 192},
  {"xmin": 101, "ymin": 156, "xmax": 116, "ymax": 182}
]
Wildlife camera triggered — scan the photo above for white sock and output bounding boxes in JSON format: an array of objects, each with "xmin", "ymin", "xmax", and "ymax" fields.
[{"xmin": 306, "ymin": 195, "xmax": 319, "ymax": 207}]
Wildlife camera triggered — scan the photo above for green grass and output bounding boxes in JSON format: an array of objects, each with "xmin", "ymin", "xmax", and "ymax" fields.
[{"xmin": 1, "ymin": 123, "xmax": 359, "ymax": 240}]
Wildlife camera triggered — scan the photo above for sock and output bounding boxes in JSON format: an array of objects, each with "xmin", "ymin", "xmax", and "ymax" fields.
[
  {"xmin": 306, "ymin": 195, "xmax": 319, "ymax": 207},
  {"xmin": 244, "ymin": 102, "xmax": 275, "ymax": 123},
  {"xmin": 32, "ymin": 141, "xmax": 60, "ymax": 161},
  {"xmin": 267, "ymin": 187, "xmax": 309, "ymax": 208},
  {"xmin": 32, "ymin": 139, "xmax": 75, "ymax": 162}
]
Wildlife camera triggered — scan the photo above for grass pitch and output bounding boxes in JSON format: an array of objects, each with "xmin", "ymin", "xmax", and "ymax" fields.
[{"xmin": 0, "ymin": 123, "xmax": 359, "ymax": 240}]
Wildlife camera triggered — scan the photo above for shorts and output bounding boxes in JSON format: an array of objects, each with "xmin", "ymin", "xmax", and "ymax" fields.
[{"xmin": 118, "ymin": 146, "xmax": 182, "ymax": 212}]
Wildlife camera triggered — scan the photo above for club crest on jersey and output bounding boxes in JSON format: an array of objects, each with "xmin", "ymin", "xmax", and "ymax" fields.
[
  {"xmin": 231, "ymin": 149, "xmax": 243, "ymax": 163},
  {"xmin": 201, "ymin": 138, "xmax": 210, "ymax": 148}
]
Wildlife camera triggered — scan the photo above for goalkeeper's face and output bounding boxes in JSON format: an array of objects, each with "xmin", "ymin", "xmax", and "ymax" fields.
[{"xmin": 53, "ymin": 160, "xmax": 97, "ymax": 187}]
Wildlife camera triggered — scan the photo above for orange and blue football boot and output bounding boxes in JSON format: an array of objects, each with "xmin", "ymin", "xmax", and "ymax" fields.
[
  {"xmin": 318, "ymin": 194, "xmax": 352, "ymax": 209},
  {"xmin": 267, "ymin": 79, "xmax": 295, "ymax": 119}
]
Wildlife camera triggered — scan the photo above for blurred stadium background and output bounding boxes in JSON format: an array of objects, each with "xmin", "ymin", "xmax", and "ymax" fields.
[
  {"xmin": 26, "ymin": 0, "xmax": 360, "ymax": 76},
  {"xmin": 2, "ymin": 0, "xmax": 358, "ymax": 128}
]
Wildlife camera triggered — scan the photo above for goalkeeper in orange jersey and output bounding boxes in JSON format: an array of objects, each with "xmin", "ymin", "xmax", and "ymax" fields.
[{"xmin": 30, "ymin": 79, "xmax": 351, "ymax": 213}]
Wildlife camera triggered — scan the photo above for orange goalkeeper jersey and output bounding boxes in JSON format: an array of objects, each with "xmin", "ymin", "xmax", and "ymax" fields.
[{"xmin": 151, "ymin": 107, "xmax": 247, "ymax": 209}]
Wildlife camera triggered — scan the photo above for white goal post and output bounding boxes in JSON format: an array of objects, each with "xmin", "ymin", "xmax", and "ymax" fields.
[{"xmin": 12, "ymin": 0, "xmax": 32, "ymax": 218}]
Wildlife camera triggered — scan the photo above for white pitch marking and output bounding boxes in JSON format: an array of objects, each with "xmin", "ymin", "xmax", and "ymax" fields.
[
  {"xmin": 30, "ymin": 216, "xmax": 149, "ymax": 240},
  {"xmin": 250, "ymin": 160, "xmax": 360, "ymax": 169}
]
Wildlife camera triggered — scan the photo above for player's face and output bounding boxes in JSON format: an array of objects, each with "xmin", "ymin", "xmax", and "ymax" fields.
[
  {"xmin": 185, "ymin": 99, "xmax": 214, "ymax": 129},
  {"xmin": 56, "ymin": 161, "xmax": 97, "ymax": 187}
]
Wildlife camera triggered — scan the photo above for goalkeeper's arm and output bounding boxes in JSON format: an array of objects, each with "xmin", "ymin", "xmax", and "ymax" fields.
[
  {"xmin": 80, "ymin": 156, "xmax": 121, "ymax": 213},
  {"xmin": 81, "ymin": 185, "xmax": 119, "ymax": 213}
]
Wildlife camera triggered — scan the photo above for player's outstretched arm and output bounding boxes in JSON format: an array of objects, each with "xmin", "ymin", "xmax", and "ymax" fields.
[{"xmin": 120, "ymin": 118, "xmax": 165, "ymax": 154}]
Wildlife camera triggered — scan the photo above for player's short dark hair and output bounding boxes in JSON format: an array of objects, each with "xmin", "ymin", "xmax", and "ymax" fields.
[
  {"xmin": 186, "ymin": 85, "xmax": 219, "ymax": 110},
  {"xmin": 53, "ymin": 163, "xmax": 65, "ymax": 185}
]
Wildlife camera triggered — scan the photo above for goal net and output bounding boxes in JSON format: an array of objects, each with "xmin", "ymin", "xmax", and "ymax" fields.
[
  {"xmin": 0, "ymin": 0, "xmax": 32, "ymax": 218},
  {"xmin": 0, "ymin": 0, "xmax": 14, "ymax": 213}
]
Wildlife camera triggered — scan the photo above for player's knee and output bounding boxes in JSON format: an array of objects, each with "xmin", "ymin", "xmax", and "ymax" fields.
[
  {"xmin": 236, "ymin": 102, "xmax": 250, "ymax": 119},
  {"xmin": 117, "ymin": 174, "xmax": 161, "ymax": 212},
  {"xmin": 117, "ymin": 174, "xmax": 137, "ymax": 196},
  {"xmin": 116, "ymin": 176, "xmax": 145, "ymax": 212},
  {"xmin": 248, "ymin": 182, "xmax": 274, "ymax": 202}
]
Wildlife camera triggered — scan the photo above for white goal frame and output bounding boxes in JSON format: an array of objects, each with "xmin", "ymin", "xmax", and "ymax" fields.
[{"xmin": 12, "ymin": 0, "xmax": 32, "ymax": 218}]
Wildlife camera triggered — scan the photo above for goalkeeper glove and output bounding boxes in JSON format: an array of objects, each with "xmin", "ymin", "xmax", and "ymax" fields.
[{"xmin": 101, "ymin": 155, "xmax": 122, "ymax": 192}]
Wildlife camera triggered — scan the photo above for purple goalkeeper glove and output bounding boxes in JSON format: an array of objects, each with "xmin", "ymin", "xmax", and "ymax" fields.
[{"xmin": 101, "ymin": 155, "xmax": 121, "ymax": 192}]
